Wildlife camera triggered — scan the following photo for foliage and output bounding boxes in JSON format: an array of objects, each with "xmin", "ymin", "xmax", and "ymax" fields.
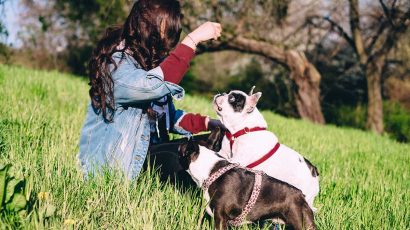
[
  {"xmin": 225, "ymin": 59, "xmax": 298, "ymax": 117},
  {"xmin": 0, "ymin": 155, "xmax": 56, "ymax": 228},
  {"xmin": 0, "ymin": 0, "xmax": 7, "ymax": 40},
  {"xmin": 323, "ymin": 102, "xmax": 410, "ymax": 142},
  {"xmin": 0, "ymin": 0, "xmax": 9, "ymax": 62},
  {"xmin": 179, "ymin": 61, "xmax": 213, "ymax": 96},
  {"xmin": 323, "ymin": 104, "xmax": 367, "ymax": 130},
  {"xmin": 0, "ymin": 164, "xmax": 31, "ymax": 216},
  {"xmin": 315, "ymin": 39, "xmax": 410, "ymax": 141},
  {"xmin": 384, "ymin": 102, "xmax": 410, "ymax": 142},
  {"xmin": 0, "ymin": 64, "xmax": 409, "ymax": 228},
  {"xmin": 18, "ymin": 0, "xmax": 130, "ymax": 75},
  {"xmin": 182, "ymin": 0, "xmax": 291, "ymax": 40},
  {"xmin": 56, "ymin": 0, "xmax": 129, "ymax": 75},
  {"xmin": 54, "ymin": 0, "xmax": 129, "ymax": 39},
  {"xmin": 314, "ymin": 42, "xmax": 367, "ymax": 106},
  {"xmin": 309, "ymin": 0, "xmax": 410, "ymax": 133},
  {"xmin": 0, "ymin": 43, "xmax": 11, "ymax": 64}
]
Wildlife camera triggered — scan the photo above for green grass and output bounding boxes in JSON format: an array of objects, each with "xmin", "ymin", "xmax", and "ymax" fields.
[{"xmin": 0, "ymin": 64, "xmax": 409, "ymax": 229}]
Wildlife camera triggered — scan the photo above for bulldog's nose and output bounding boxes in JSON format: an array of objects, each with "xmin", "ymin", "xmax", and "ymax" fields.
[{"xmin": 214, "ymin": 93, "xmax": 226, "ymax": 98}]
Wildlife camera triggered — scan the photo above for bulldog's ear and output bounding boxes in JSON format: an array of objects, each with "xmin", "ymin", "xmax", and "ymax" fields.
[
  {"xmin": 206, "ymin": 127, "xmax": 225, "ymax": 152},
  {"xmin": 187, "ymin": 141, "xmax": 199, "ymax": 155},
  {"xmin": 178, "ymin": 142, "xmax": 189, "ymax": 157},
  {"xmin": 247, "ymin": 92, "xmax": 262, "ymax": 113},
  {"xmin": 249, "ymin": 86, "xmax": 256, "ymax": 96},
  {"xmin": 179, "ymin": 141, "xmax": 199, "ymax": 157}
]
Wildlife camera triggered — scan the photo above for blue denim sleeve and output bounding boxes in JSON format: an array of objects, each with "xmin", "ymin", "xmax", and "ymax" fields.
[
  {"xmin": 169, "ymin": 102, "xmax": 192, "ymax": 136},
  {"xmin": 111, "ymin": 52, "xmax": 185, "ymax": 106}
]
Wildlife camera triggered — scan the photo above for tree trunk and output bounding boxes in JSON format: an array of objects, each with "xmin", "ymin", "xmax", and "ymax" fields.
[
  {"xmin": 365, "ymin": 59, "xmax": 384, "ymax": 134},
  {"xmin": 286, "ymin": 50, "xmax": 325, "ymax": 124},
  {"xmin": 223, "ymin": 36, "xmax": 325, "ymax": 124}
]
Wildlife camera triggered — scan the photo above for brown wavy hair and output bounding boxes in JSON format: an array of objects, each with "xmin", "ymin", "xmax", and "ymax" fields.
[{"xmin": 88, "ymin": 0, "xmax": 183, "ymax": 122}]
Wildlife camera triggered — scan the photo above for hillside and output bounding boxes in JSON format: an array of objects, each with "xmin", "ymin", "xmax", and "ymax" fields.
[{"xmin": 0, "ymin": 65, "xmax": 409, "ymax": 229}]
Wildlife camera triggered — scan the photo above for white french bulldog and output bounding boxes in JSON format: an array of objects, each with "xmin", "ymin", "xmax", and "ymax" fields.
[{"xmin": 212, "ymin": 87, "xmax": 320, "ymax": 211}]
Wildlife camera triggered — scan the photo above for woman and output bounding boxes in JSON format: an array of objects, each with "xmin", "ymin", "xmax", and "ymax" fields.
[{"xmin": 78, "ymin": 0, "xmax": 223, "ymax": 179}]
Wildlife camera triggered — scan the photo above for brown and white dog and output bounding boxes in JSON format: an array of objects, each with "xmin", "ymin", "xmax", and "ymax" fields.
[
  {"xmin": 178, "ymin": 137, "xmax": 316, "ymax": 230},
  {"xmin": 212, "ymin": 88, "xmax": 320, "ymax": 211}
]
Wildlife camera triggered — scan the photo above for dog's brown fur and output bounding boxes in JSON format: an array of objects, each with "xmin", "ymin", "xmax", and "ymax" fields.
[{"xmin": 179, "ymin": 132, "xmax": 316, "ymax": 230}]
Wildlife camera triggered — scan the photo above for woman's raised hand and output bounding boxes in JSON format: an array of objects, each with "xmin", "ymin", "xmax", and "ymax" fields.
[{"xmin": 182, "ymin": 21, "xmax": 222, "ymax": 50}]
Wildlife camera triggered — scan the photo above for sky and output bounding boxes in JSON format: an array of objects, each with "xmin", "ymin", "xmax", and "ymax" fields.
[{"xmin": 3, "ymin": 0, "xmax": 22, "ymax": 47}]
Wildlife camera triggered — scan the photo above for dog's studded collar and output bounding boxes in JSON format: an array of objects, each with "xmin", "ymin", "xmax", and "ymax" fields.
[
  {"xmin": 202, "ymin": 163, "xmax": 239, "ymax": 191},
  {"xmin": 202, "ymin": 163, "xmax": 264, "ymax": 227},
  {"xmin": 225, "ymin": 127, "xmax": 267, "ymax": 150},
  {"xmin": 228, "ymin": 170, "xmax": 263, "ymax": 227}
]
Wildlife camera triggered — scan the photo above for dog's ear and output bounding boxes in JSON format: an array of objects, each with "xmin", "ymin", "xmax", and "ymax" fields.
[
  {"xmin": 188, "ymin": 141, "xmax": 199, "ymax": 154},
  {"xmin": 247, "ymin": 92, "xmax": 262, "ymax": 113},
  {"xmin": 178, "ymin": 140, "xmax": 200, "ymax": 157},
  {"xmin": 206, "ymin": 127, "xmax": 225, "ymax": 152},
  {"xmin": 249, "ymin": 85, "xmax": 256, "ymax": 96},
  {"xmin": 178, "ymin": 142, "xmax": 189, "ymax": 157}
]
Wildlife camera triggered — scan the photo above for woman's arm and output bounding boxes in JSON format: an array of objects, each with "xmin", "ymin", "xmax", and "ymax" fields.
[
  {"xmin": 175, "ymin": 112, "xmax": 209, "ymax": 134},
  {"xmin": 172, "ymin": 108, "xmax": 226, "ymax": 134},
  {"xmin": 112, "ymin": 60, "xmax": 183, "ymax": 106},
  {"xmin": 160, "ymin": 44, "xmax": 195, "ymax": 84},
  {"xmin": 112, "ymin": 46, "xmax": 192, "ymax": 106},
  {"xmin": 113, "ymin": 21, "xmax": 222, "ymax": 106},
  {"xmin": 160, "ymin": 21, "xmax": 222, "ymax": 84}
]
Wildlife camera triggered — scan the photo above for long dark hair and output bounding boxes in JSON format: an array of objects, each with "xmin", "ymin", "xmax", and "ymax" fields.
[{"xmin": 88, "ymin": 0, "xmax": 183, "ymax": 122}]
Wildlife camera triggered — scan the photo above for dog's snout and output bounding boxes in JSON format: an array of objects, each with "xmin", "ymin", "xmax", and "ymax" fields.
[
  {"xmin": 214, "ymin": 93, "xmax": 227, "ymax": 100},
  {"xmin": 213, "ymin": 94, "xmax": 224, "ymax": 113}
]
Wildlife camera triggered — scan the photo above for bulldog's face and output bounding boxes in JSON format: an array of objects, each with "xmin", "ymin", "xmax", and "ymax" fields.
[{"xmin": 213, "ymin": 87, "xmax": 262, "ymax": 124}]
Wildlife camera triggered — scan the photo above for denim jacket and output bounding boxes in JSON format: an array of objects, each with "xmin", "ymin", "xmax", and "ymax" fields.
[{"xmin": 78, "ymin": 52, "xmax": 190, "ymax": 179}]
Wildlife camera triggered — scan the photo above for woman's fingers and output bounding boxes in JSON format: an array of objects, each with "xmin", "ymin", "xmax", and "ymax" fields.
[
  {"xmin": 213, "ymin": 23, "xmax": 222, "ymax": 33},
  {"xmin": 188, "ymin": 21, "xmax": 223, "ymax": 43},
  {"xmin": 212, "ymin": 22, "xmax": 222, "ymax": 40}
]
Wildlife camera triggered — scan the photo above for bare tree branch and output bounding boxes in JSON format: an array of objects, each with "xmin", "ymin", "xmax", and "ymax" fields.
[
  {"xmin": 306, "ymin": 15, "xmax": 356, "ymax": 51},
  {"xmin": 323, "ymin": 16, "xmax": 356, "ymax": 50},
  {"xmin": 196, "ymin": 35, "xmax": 288, "ymax": 67},
  {"xmin": 367, "ymin": 20, "xmax": 388, "ymax": 52},
  {"xmin": 349, "ymin": 0, "xmax": 368, "ymax": 64},
  {"xmin": 379, "ymin": 0, "xmax": 394, "ymax": 26}
]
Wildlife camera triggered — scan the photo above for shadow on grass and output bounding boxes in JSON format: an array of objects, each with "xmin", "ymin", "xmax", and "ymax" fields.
[{"xmin": 142, "ymin": 134, "xmax": 211, "ymax": 193}]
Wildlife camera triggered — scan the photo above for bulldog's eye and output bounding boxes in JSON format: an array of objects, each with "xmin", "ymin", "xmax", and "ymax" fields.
[{"xmin": 228, "ymin": 95, "xmax": 235, "ymax": 102}]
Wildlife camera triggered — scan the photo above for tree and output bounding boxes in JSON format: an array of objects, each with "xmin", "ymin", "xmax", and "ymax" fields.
[
  {"xmin": 0, "ymin": 0, "xmax": 9, "ymax": 61},
  {"xmin": 308, "ymin": 0, "xmax": 410, "ymax": 134},
  {"xmin": 0, "ymin": 0, "xmax": 7, "ymax": 39},
  {"xmin": 182, "ymin": 0, "xmax": 325, "ymax": 124},
  {"xmin": 18, "ymin": 0, "xmax": 130, "ymax": 73}
]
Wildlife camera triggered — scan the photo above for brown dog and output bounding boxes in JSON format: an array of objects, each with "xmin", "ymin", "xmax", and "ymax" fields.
[{"xmin": 178, "ymin": 135, "xmax": 316, "ymax": 230}]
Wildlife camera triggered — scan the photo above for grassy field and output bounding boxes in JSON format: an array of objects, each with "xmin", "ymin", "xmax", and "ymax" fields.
[{"xmin": 0, "ymin": 64, "xmax": 409, "ymax": 229}]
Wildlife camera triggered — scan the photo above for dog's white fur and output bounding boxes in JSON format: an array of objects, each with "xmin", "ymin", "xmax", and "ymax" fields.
[
  {"xmin": 214, "ymin": 90, "xmax": 319, "ymax": 211},
  {"xmin": 186, "ymin": 145, "xmax": 224, "ymax": 217}
]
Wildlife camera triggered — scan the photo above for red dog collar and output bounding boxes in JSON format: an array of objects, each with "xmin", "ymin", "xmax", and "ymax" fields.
[
  {"xmin": 225, "ymin": 127, "xmax": 281, "ymax": 169},
  {"xmin": 225, "ymin": 127, "xmax": 267, "ymax": 150}
]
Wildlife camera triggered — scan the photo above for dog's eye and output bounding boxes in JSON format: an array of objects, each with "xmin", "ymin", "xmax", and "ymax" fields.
[{"xmin": 229, "ymin": 95, "xmax": 235, "ymax": 102}]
